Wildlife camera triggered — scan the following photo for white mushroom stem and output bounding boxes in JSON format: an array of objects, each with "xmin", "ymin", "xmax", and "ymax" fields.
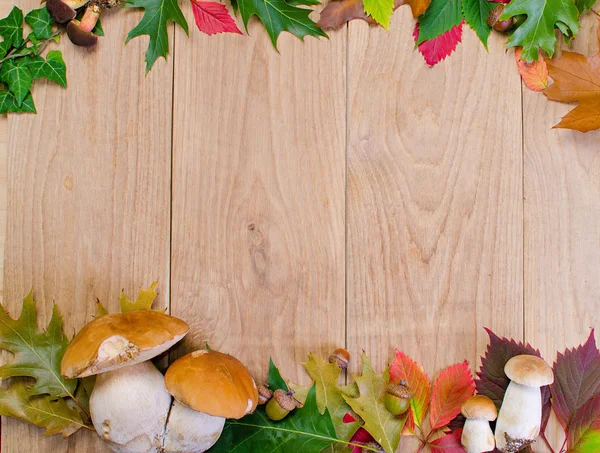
[
  {"xmin": 90, "ymin": 361, "xmax": 172, "ymax": 453},
  {"xmin": 495, "ymin": 381, "xmax": 542, "ymax": 452},
  {"xmin": 162, "ymin": 400, "xmax": 225, "ymax": 453},
  {"xmin": 461, "ymin": 418, "xmax": 495, "ymax": 453}
]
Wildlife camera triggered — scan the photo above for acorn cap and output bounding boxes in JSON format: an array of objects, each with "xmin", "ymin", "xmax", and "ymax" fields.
[
  {"xmin": 46, "ymin": 0, "xmax": 83, "ymax": 23},
  {"xmin": 504, "ymin": 355, "xmax": 554, "ymax": 387},
  {"xmin": 61, "ymin": 310, "xmax": 189, "ymax": 378},
  {"xmin": 329, "ymin": 348, "xmax": 350, "ymax": 369},
  {"xmin": 461, "ymin": 395, "xmax": 497, "ymax": 421},
  {"xmin": 386, "ymin": 382, "xmax": 414, "ymax": 399},
  {"xmin": 164, "ymin": 350, "xmax": 259, "ymax": 419},
  {"xmin": 67, "ymin": 20, "xmax": 98, "ymax": 47}
]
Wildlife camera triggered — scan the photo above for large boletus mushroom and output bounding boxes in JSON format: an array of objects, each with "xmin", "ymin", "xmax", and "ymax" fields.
[
  {"xmin": 461, "ymin": 395, "xmax": 497, "ymax": 453},
  {"xmin": 46, "ymin": 0, "xmax": 88, "ymax": 23},
  {"xmin": 495, "ymin": 355, "xmax": 554, "ymax": 453},
  {"xmin": 163, "ymin": 350, "xmax": 259, "ymax": 452},
  {"xmin": 61, "ymin": 310, "xmax": 189, "ymax": 453}
]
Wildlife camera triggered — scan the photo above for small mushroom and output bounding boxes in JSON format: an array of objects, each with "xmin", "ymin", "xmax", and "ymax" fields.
[
  {"xmin": 163, "ymin": 349, "xmax": 259, "ymax": 453},
  {"xmin": 46, "ymin": 0, "xmax": 88, "ymax": 24},
  {"xmin": 460, "ymin": 395, "xmax": 497, "ymax": 453},
  {"xmin": 67, "ymin": 4, "xmax": 102, "ymax": 47},
  {"xmin": 494, "ymin": 355, "xmax": 554, "ymax": 453},
  {"xmin": 61, "ymin": 310, "xmax": 190, "ymax": 453}
]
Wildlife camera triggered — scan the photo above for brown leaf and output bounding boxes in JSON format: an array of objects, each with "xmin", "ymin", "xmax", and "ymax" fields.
[
  {"xmin": 405, "ymin": 0, "xmax": 430, "ymax": 17},
  {"xmin": 515, "ymin": 47, "xmax": 548, "ymax": 92},
  {"xmin": 544, "ymin": 50, "xmax": 600, "ymax": 132}
]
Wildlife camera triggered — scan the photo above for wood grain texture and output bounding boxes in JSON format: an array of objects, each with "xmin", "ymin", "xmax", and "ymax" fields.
[
  {"xmin": 170, "ymin": 13, "xmax": 346, "ymax": 382},
  {"xmin": 347, "ymin": 8, "xmax": 524, "ymax": 377},
  {"xmin": 1, "ymin": 4, "xmax": 173, "ymax": 450}
]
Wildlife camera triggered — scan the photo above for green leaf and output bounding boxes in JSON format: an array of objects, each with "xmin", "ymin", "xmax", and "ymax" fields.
[
  {"xmin": 343, "ymin": 354, "xmax": 406, "ymax": 453},
  {"xmin": 0, "ymin": 293, "xmax": 77, "ymax": 398},
  {"xmin": 0, "ymin": 40, "xmax": 11, "ymax": 59},
  {"xmin": 95, "ymin": 301, "xmax": 108, "ymax": 317},
  {"xmin": 0, "ymin": 7, "xmax": 24, "ymax": 47},
  {"xmin": 501, "ymin": 0, "xmax": 580, "ymax": 61},
  {"xmin": 363, "ymin": 0, "xmax": 394, "ymax": 30},
  {"xmin": 461, "ymin": 0, "xmax": 493, "ymax": 49},
  {"xmin": 303, "ymin": 353, "xmax": 360, "ymax": 443},
  {"xmin": 120, "ymin": 281, "xmax": 159, "ymax": 312},
  {"xmin": 234, "ymin": 0, "xmax": 327, "ymax": 49},
  {"xmin": 575, "ymin": 0, "xmax": 596, "ymax": 13},
  {"xmin": 0, "ymin": 380, "xmax": 85, "ymax": 436},
  {"xmin": 268, "ymin": 358, "xmax": 289, "ymax": 391},
  {"xmin": 25, "ymin": 7, "xmax": 53, "ymax": 40},
  {"xmin": 27, "ymin": 50, "xmax": 67, "ymax": 87},
  {"xmin": 125, "ymin": 0, "xmax": 188, "ymax": 73},
  {"xmin": 211, "ymin": 385, "xmax": 342, "ymax": 453},
  {"xmin": 573, "ymin": 431, "xmax": 600, "ymax": 453},
  {"xmin": 0, "ymin": 89, "xmax": 36, "ymax": 113},
  {"xmin": 416, "ymin": 0, "xmax": 462, "ymax": 44},
  {"xmin": 0, "ymin": 59, "xmax": 33, "ymax": 106}
]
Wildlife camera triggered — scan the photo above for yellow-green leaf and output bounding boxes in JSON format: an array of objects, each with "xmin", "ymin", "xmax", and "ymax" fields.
[
  {"xmin": 363, "ymin": 0, "xmax": 394, "ymax": 30},
  {"xmin": 120, "ymin": 281, "xmax": 159, "ymax": 312}
]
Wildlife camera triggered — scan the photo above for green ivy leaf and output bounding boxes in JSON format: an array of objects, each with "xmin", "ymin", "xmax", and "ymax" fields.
[
  {"xmin": 0, "ymin": 59, "xmax": 33, "ymax": 106},
  {"xmin": 0, "ymin": 89, "xmax": 36, "ymax": 113},
  {"xmin": 27, "ymin": 50, "xmax": 67, "ymax": 87},
  {"xmin": 363, "ymin": 0, "xmax": 394, "ymax": 30},
  {"xmin": 0, "ymin": 40, "xmax": 11, "ymax": 59},
  {"xmin": 125, "ymin": 0, "xmax": 188, "ymax": 73},
  {"xmin": 417, "ymin": 0, "xmax": 462, "ymax": 44},
  {"xmin": 0, "ymin": 7, "xmax": 24, "ymax": 47},
  {"xmin": 232, "ymin": 0, "xmax": 327, "ymax": 49},
  {"xmin": 0, "ymin": 292, "xmax": 77, "ymax": 398},
  {"xmin": 24, "ymin": 7, "xmax": 53, "ymax": 40},
  {"xmin": 461, "ymin": 0, "xmax": 493, "ymax": 49}
]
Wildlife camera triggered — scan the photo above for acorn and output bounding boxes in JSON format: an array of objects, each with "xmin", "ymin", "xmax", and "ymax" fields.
[
  {"xmin": 384, "ymin": 380, "xmax": 413, "ymax": 416},
  {"xmin": 362, "ymin": 442, "xmax": 385, "ymax": 452},
  {"xmin": 487, "ymin": 4, "xmax": 514, "ymax": 32},
  {"xmin": 257, "ymin": 384, "xmax": 273, "ymax": 405},
  {"xmin": 265, "ymin": 389, "xmax": 303, "ymax": 421},
  {"xmin": 329, "ymin": 348, "xmax": 350, "ymax": 369}
]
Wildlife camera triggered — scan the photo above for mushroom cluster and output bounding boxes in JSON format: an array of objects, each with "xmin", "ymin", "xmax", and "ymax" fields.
[
  {"xmin": 61, "ymin": 310, "xmax": 258, "ymax": 453},
  {"xmin": 46, "ymin": 0, "xmax": 117, "ymax": 47},
  {"xmin": 460, "ymin": 355, "xmax": 554, "ymax": 453}
]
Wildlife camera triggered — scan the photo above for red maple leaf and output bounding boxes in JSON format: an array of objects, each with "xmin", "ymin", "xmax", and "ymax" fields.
[
  {"xmin": 191, "ymin": 0, "xmax": 242, "ymax": 35},
  {"xmin": 413, "ymin": 21, "xmax": 464, "ymax": 67}
]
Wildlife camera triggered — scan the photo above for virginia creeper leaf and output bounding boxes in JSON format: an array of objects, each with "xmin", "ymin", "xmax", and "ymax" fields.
[
  {"xmin": 119, "ymin": 281, "xmax": 159, "ymax": 312},
  {"xmin": 568, "ymin": 395, "xmax": 600, "ymax": 451},
  {"xmin": 416, "ymin": 0, "xmax": 461, "ymax": 44},
  {"xmin": 191, "ymin": 0, "xmax": 242, "ymax": 35},
  {"xmin": 414, "ymin": 21, "xmax": 463, "ymax": 66},
  {"xmin": 363, "ymin": 0, "xmax": 394, "ymax": 30},
  {"xmin": 429, "ymin": 429, "xmax": 467, "ymax": 452},
  {"xmin": 429, "ymin": 361, "xmax": 475, "ymax": 430},
  {"xmin": 461, "ymin": 0, "xmax": 493, "ymax": 49},
  {"xmin": 389, "ymin": 350, "xmax": 430, "ymax": 430}
]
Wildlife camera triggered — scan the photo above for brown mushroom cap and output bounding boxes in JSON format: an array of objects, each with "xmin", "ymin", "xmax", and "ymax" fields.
[
  {"xmin": 61, "ymin": 310, "xmax": 189, "ymax": 378},
  {"xmin": 461, "ymin": 395, "xmax": 498, "ymax": 421},
  {"xmin": 66, "ymin": 20, "xmax": 98, "ymax": 47},
  {"xmin": 164, "ymin": 350, "xmax": 259, "ymax": 419},
  {"xmin": 504, "ymin": 355, "xmax": 554, "ymax": 387},
  {"xmin": 46, "ymin": 0, "xmax": 78, "ymax": 23}
]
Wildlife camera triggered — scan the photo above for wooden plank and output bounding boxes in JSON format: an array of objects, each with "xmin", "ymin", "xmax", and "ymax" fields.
[
  {"xmin": 1, "ymin": 5, "xmax": 173, "ymax": 451},
  {"xmin": 347, "ymin": 8, "xmax": 524, "ymax": 379},
  {"xmin": 523, "ymin": 9, "xmax": 600, "ymax": 451},
  {"xmin": 170, "ymin": 15, "xmax": 346, "ymax": 382}
]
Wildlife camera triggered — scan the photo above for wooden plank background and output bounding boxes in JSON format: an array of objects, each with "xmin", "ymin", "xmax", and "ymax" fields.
[{"xmin": 0, "ymin": 0, "xmax": 599, "ymax": 451}]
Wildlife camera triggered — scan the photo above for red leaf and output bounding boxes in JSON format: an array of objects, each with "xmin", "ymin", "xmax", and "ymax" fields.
[
  {"xmin": 429, "ymin": 362, "xmax": 475, "ymax": 431},
  {"xmin": 348, "ymin": 427, "xmax": 375, "ymax": 453},
  {"xmin": 343, "ymin": 412, "xmax": 358, "ymax": 423},
  {"xmin": 389, "ymin": 350, "xmax": 431, "ymax": 430},
  {"xmin": 429, "ymin": 429, "xmax": 467, "ymax": 452},
  {"xmin": 413, "ymin": 21, "xmax": 463, "ymax": 67},
  {"xmin": 551, "ymin": 330, "xmax": 600, "ymax": 431},
  {"xmin": 191, "ymin": 0, "xmax": 242, "ymax": 35},
  {"xmin": 568, "ymin": 395, "xmax": 600, "ymax": 450}
]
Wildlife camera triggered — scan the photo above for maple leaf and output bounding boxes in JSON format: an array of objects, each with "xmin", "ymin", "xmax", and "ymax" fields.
[
  {"xmin": 429, "ymin": 429, "xmax": 467, "ymax": 452},
  {"xmin": 551, "ymin": 330, "xmax": 600, "ymax": 431},
  {"xmin": 303, "ymin": 353, "xmax": 360, "ymax": 442},
  {"xmin": 0, "ymin": 292, "xmax": 77, "ymax": 399},
  {"xmin": 0, "ymin": 380, "xmax": 86, "ymax": 437},
  {"xmin": 515, "ymin": 47, "xmax": 548, "ymax": 91},
  {"xmin": 429, "ymin": 361, "xmax": 475, "ymax": 431},
  {"xmin": 125, "ymin": 0, "xmax": 189, "ymax": 72},
  {"xmin": 231, "ymin": 0, "xmax": 326, "ymax": 49},
  {"xmin": 544, "ymin": 49, "xmax": 600, "ymax": 133},
  {"xmin": 568, "ymin": 395, "xmax": 600, "ymax": 452},
  {"xmin": 413, "ymin": 21, "xmax": 464, "ymax": 66},
  {"xmin": 500, "ymin": 0, "xmax": 580, "ymax": 61},
  {"xmin": 389, "ymin": 350, "xmax": 431, "ymax": 431},
  {"xmin": 343, "ymin": 354, "xmax": 405, "ymax": 453},
  {"xmin": 191, "ymin": 0, "xmax": 242, "ymax": 35},
  {"xmin": 119, "ymin": 281, "xmax": 160, "ymax": 312}
]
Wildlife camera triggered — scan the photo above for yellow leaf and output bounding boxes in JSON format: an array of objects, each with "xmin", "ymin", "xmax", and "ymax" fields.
[{"xmin": 120, "ymin": 281, "xmax": 159, "ymax": 313}]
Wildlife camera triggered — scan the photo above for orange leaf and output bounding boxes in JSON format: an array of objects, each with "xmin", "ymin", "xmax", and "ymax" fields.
[
  {"xmin": 544, "ymin": 49, "xmax": 600, "ymax": 133},
  {"xmin": 429, "ymin": 361, "xmax": 475, "ymax": 431},
  {"xmin": 515, "ymin": 47, "xmax": 548, "ymax": 92},
  {"xmin": 389, "ymin": 350, "xmax": 431, "ymax": 430}
]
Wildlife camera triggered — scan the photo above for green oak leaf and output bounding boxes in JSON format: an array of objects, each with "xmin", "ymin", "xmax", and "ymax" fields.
[
  {"xmin": 0, "ymin": 89, "xmax": 36, "ymax": 113},
  {"xmin": 0, "ymin": 7, "xmax": 24, "ymax": 47},
  {"xmin": 363, "ymin": 0, "xmax": 394, "ymax": 30},
  {"xmin": 0, "ymin": 59, "xmax": 33, "ymax": 106},
  {"xmin": 125, "ymin": 0, "xmax": 188, "ymax": 73},
  {"xmin": 417, "ymin": 0, "xmax": 462, "ymax": 44},
  {"xmin": 232, "ymin": 0, "xmax": 327, "ymax": 49},
  {"xmin": 27, "ymin": 50, "xmax": 67, "ymax": 87},
  {"xmin": 461, "ymin": 0, "xmax": 494, "ymax": 49},
  {"xmin": 0, "ymin": 292, "xmax": 77, "ymax": 398},
  {"xmin": 343, "ymin": 354, "xmax": 406, "ymax": 453},
  {"xmin": 24, "ymin": 7, "xmax": 53, "ymax": 40},
  {"xmin": 268, "ymin": 357, "xmax": 290, "ymax": 391},
  {"xmin": 500, "ymin": 0, "xmax": 580, "ymax": 61},
  {"xmin": 575, "ymin": 0, "xmax": 596, "ymax": 13},
  {"xmin": 0, "ymin": 380, "xmax": 85, "ymax": 436},
  {"xmin": 120, "ymin": 281, "xmax": 159, "ymax": 312}
]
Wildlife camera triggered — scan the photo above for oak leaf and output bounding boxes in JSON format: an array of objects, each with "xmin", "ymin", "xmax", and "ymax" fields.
[
  {"xmin": 119, "ymin": 281, "xmax": 159, "ymax": 312},
  {"xmin": 429, "ymin": 361, "xmax": 475, "ymax": 430}
]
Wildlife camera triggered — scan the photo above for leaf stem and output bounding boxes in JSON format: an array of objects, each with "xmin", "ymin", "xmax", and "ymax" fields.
[{"xmin": 541, "ymin": 432, "xmax": 557, "ymax": 453}]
